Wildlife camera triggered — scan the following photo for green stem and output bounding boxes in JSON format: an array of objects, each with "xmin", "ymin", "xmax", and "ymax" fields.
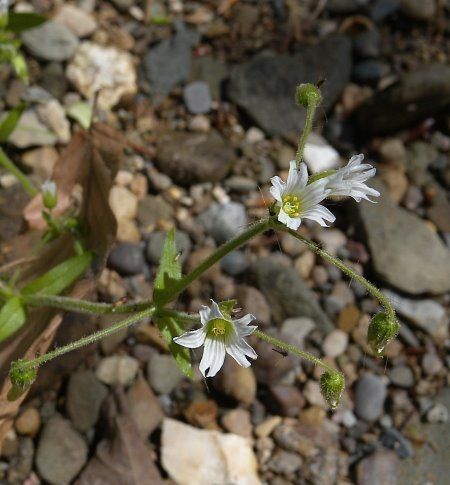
[
  {"xmin": 15, "ymin": 307, "xmax": 155, "ymax": 372},
  {"xmin": 272, "ymin": 220, "xmax": 397, "ymax": 323},
  {"xmin": 0, "ymin": 147, "xmax": 38, "ymax": 197},
  {"xmin": 254, "ymin": 329, "xmax": 335, "ymax": 373},
  {"xmin": 295, "ymin": 103, "xmax": 317, "ymax": 166},
  {"xmin": 24, "ymin": 294, "xmax": 151, "ymax": 315},
  {"xmin": 160, "ymin": 218, "xmax": 272, "ymax": 305}
]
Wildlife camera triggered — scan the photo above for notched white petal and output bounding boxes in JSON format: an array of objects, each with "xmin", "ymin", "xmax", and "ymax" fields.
[{"xmin": 173, "ymin": 328, "xmax": 206, "ymax": 348}]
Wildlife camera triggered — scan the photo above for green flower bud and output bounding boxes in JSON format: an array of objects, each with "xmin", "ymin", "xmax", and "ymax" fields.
[
  {"xmin": 367, "ymin": 312, "xmax": 399, "ymax": 357},
  {"xmin": 41, "ymin": 180, "xmax": 57, "ymax": 210},
  {"xmin": 295, "ymin": 83, "xmax": 322, "ymax": 109},
  {"xmin": 320, "ymin": 370, "xmax": 345, "ymax": 410},
  {"xmin": 9, "ymin": 359, "xmax": 37, "ymax": 389}
]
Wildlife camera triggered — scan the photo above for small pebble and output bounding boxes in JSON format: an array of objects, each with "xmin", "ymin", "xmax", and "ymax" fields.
[
  {"xmin": 96, "ymin": 355, "xmax": 139, "ymax": 386},
  {"xmin": 322, "ymin": 329, "xmax": 349, "ymax": 358},
  {"xmin": 15, "ymin": 408, "xmax": 41, "ymax": 438}
]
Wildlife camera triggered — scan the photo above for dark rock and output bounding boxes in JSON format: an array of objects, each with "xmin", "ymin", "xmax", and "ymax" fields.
[
  {"xmin": 354, "ymin": 60, "xmax": 390, "ymax": 84},
  {"xmin": 267, "ymin": 449, "xmax": 303, "ymax": 475},
  {"xmin": 400, "ymin": 0, "xmax": 437, "ymax": 21},
  {"xmin": 146, "ymin": 230, "xmax": 192, "ymax": 265},
  {"xmin": 389, "ymin": 365, "xmax": 415, "ymax": 388},
  {"xmin": 137, "ymin": 195, "xmax": 173, "ymax": 228},
  {"xmin": 220, "ymin": 250, "xmax": 248, "ymax": 276},
  {"xmin": 356, "ymin": 449, "xmax": 400, "ymax": 485},
  {"xmin": 36, "ymin": 415, "xmax": 88, "ymax": 485},
  {"xmin": 354, "ymin": 374, "xmax": 387, "ymax": 422},
  {"xmin": 370, "ymin": 0, "xmax": 400, "ymax": 22},
  {"xmin": 353, "ymin": 30, "xmax": 381, "ymax": 58},
  {"xmin": 7, "ymin": 438, "xmax": 34, "ymax": 483},
  {"xmin": 380, "ymin": 428, "xmax": 414, "ymax": 458},
  {"xmin": 357, "ymin": 180, "xmax": 450, "ymax": 294},
  {"xmin": 251, "ymin": 257, "xmax": 333, "ymax": 332},
  {"xmin": 155, "ymin": 131, "xmax": 234, "ymax": 186},
  {"xmin": 108, "ymin": 242, "xmax": 146, "ymax": 276},
  {"xmin": 40, "ymin": 63, "xmax": 68, "ymax": 100},
  {"xmin": 253, "ymin": 335, "xmax": 297, "ymax": 384},
  {"xmin": 197, "ymin": 202, "xmax": 247, "ymax": 244},
  {"xmin": 66, "ymin": 370, "xmax": 108, "ymax": 432},
  {"xmin": 355, "ymin": 64, "xmax": 450, "ymax": 135},
  {"xmin": 191, "ymin": 56, "xmax": 229, "ymax": 99},
  {"xmin": 228, "ymin": 35, "xmax": 351, "ymax": 136},
  {"xmin": 427, "ymin": 185, "xmax": 450, "ymax": 233},
  {"xmin": 328, "ymin": 0, "xmax": 363, "ymax": 13},
  {"xmin": 183, "ymin": 81, "xmax": 212, "ymax": 114},
  {"xmin": 22, "ymin": 21, "xmax": 79, "ymax": 61},
  {"xmin": 269, "ymin": 385, "xmax": 305, "ymax": 417},
  {"xmin": 406, "ymin": 141, "xmax": 438, "ymax": 186},
  {"xmin": 142, "ymin": 22, "xmax": 198, "ymax": 104}
]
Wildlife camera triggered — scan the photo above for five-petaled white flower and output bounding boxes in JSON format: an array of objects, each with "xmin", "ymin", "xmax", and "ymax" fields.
[
  {"xmin": 270, "ymin": 161, "xmax": 335, "ymax": 230},
  {"xmin": 173, "ymin": 300, "xmax": 257, "ymax": 378},
  {"xmin": 322, "ymin": 154, "xmax": 380, "ymax": 202}
]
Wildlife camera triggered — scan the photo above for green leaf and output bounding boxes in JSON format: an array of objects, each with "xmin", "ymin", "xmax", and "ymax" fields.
[
  {"xmin": 219, "ymin": 299, "xmax": 237, "ymax": 319},
  {"xmin": 155, "ymin": 315, "xmax": 193, "ymax": 378},
  {"xmin": 22, "ymin": 252, "xmax": 92, "ymax": 296},
  {"xmin": 0, "ymin": 103, "xmax": 26, "ymax": 142},
  {"xmin": 66, "ymin": 101, "xmax": 93, "ymax": 130},
  {"xmin": 153, "ymin": 228, "xmax": 182, "ymax": 305},
  {"xmin": 7, "ymin": 12, "xmax": 47, "ymax": 33},
  {"xmin": 0, "ymin": 297, "xmax": 26, "ymax": 342}
]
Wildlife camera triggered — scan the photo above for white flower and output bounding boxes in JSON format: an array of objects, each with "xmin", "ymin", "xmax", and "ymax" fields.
[
  {"xmin": 173, "ymin": 300, "xmax": 257, "ymax": 378},
  {"xmin": 41, "ymin": 180, "xmax": 56, "ymax": 197},
  {"xmin": 323, "ymin": 154, "xmax": 380, "ymax": 202},
  {"xmin": 270, "ymin": 161, "xmax": 335, "ymax": 230}
]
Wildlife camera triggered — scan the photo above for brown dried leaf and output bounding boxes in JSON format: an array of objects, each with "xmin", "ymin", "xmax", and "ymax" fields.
[{"xmin": 76, "ymin": 389, "xmax": 163, "ymax": 485}]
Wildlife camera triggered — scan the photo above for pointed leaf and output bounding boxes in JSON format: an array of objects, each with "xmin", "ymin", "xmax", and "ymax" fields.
[
  {"xmin": 155, "ymin": 315, "xmax": 193, "ymax": 378},
  {"xmin": 7, "ymin": 13, "xmax": 47, "ymax": 32},
  {"xmin": 0, "ymin": 297, "xmax": 26, "ymax": 342},
  {"xmin": 22, "ymin": 252, "xmax": 92, "ymax": 296},
  {"xmin": 153, "ymin": 228, "xmax": 181, "ymax": 304},
  {"xmin": 0, "ymin": 103, "xmax": 26, "ymax": 142}
]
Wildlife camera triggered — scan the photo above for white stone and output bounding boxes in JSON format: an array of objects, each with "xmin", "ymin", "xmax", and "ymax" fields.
[
  {"xmin": 245, "ymin": 127, "xmax": 265, "ymax": 144},
  {"xmin": 322, "ymin": 329, "xmax": 349, "ymax": 358},
  {"xmin": 66, "ymin": 42, "xmax": 137, "ymax": 110},
  {"xmin": 303, "ymin": 133, "xmax": 340, "ymax": 174},
  {"xmin": 109, "ymin": 186, "xmax": 138, "ymax": 221},
  {"xmin": 162, "ymin": 418, "xmax": 261, "ymax": 485},
  {"xmin": 95, "ymin": 355, "xmax": 139, "ymax": 386},
  {"xmin": 36, "ymin": 100, "xmax": 71, "ymax": 144},
  {"xmin": 8, "ymin": 110, "xmax": 57, "ymax": 148},
  {"xmin": 53, "ymin": 4, "xmax": 97, "ymax": 38},
  {"xmin": 303, "ymin": 381, "xmax": 327, "ymax": 408},
  {"xmin": 280, "ymin": 317, "xmax": 315, "ymax": 348}
]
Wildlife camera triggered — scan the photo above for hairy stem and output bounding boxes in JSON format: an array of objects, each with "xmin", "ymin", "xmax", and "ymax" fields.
[
  {"xmin": 14, "ymin": 307, "xmax": 155, "ymax": 372},
  {"xmin": 295, "ymin": 103, "xmax": 317, "ymax": 166},
  {"xmin": 24, "ymin": 294, "xmax": 151, "ymax": 315},
  {"xmin": 254, "ymin": 329, "xmax": 336, "ymax": 373},
  {"xmin": 0, "ymin": 147, "xmax": 38, "ymax": 197},
  {"xmin": 272, "ymin": 220, "xmax": 397, "ymax": 323}
]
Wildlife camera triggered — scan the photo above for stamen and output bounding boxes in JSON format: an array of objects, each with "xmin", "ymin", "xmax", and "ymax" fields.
[{"xmin": 282, "ymin": 194, "xmax": 301, "ymax": 217}]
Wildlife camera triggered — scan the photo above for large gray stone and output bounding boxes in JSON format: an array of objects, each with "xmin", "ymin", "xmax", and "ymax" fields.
[
  {"xmin": 354, "ymin": 374, "xmax": 387, "ymax": 422},
  {"xmin": 355, "ymin": 64, "xmax": 450, "ymax": 135},
  {"xmin": 250, "ymin": 257, "xmax": 333, "ymax": 332},
  {"xmin": 197, "ymin": 202, "xmax": 247, "ymax": 244},
  {"xmin": 36, "ymin": 415, "xmax": 87, "ymax": 485},
  {"xmin": 228, "ymin": 35, "xmax": 351, "ymax": 136},
  {"xmin": 357, "ymin": 181, "xmax": 450, "ymax": 294},
  {"xmin": 155, "ymin": 130, "xmax": 234, "ymax": 186},
  {"xmin": 22, "ymin": 21, "xmax": 79, "ymax": 61}
]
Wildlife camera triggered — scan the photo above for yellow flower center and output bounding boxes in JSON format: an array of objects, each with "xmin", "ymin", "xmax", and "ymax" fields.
[
  {"xmin": 207, "ymin": 318, "xmax": 232, "ymax": 339},
  {"xmin": 282, "ymin": 194, "xmax": 301, "ymax": 217}
]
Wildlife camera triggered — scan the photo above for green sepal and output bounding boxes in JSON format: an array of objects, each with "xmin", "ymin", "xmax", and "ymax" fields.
[
  {"xmin": 218, "ymin": 299, "xmax": 237, "ymax": 320},
  {"xmin": 0, "ymin": 102, "xmax": 26, "ymax": 142},
  {"xmin": 296, "ymin": 83, "xmax": 322, "ymax": 108},
  {"xmin": 153, "ymin": 228, "xmax": 182, "ymax": 305},
  {"xmin": 0, "ymin": 297, "xmax": 26, "ymax": 342},
  {"xmin": 22, "ymin": 252, "xmax": 92, "ymax": 296},
  {"xmin": 8, "ymin": 359, "xmax": 37, "ymax": 401},
  {"xmin": 154, "ymin": 315, "xmax": 193, "ymax": 378},
  {"xmin": 367, "ymin": 312, "xmax": 399, "ymax": 357},
  {"xmin": 320, "ymin": 370, "xmax": 345, "ymax": 410}
]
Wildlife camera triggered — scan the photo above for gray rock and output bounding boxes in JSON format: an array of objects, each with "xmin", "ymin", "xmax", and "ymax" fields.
[
  {"xmin": 36, "ymin": 415, "xmax": 88, "ymax": 485},
  {"xmin": 399, "ymin": 388, "xmax": 450, "ymax": 483},
  {"xmin": 357, "ymin": 181, "xmax": 450, "ymax": 294},
  {"xmin": 183, "ymin": 81, "xmax": 212, "ymax": 114},
  {"xmin": 108, "ymin": 242, "xmax": 146, "ymax": 276},
  {"xmin": 370, "ymin": 0, "xmax": 400, "ymax": 22},
  {"xmin": 109, "ymin": 0, "xmax": 134, "ymax": 10},
  {"xmin": 7, "ymin": 110, "xmax": 57, "ymax": 148},
  {"xmin": 146, "ymin": 230, "xmax": 192, "ymax": 265},
  {"xmin": 137, "ymin": 195, "xmax": 173, "ymax": 228},
  {"xmin": 22, "ymin": 21, "xmax": 79, "ymax": 61},
  {"xmin": 228, "ymin": 35, "xmax": 351, "ymax": 136},
  {"xmin": 95, "ymin": 355, "xmax": 139, "ymax": 386},
  {"xmin": 40, "ymin": 62, "xmax": 68, "ymax": 100},
  {"xmin": 198, "ymin": 202, "xmax": 247, "ymax": 244},
  {"xmin": 400, "ymin": 0, "xmax": 437, "ymax": 21},
  {"xmin": 250, "ymin": 257, "xmax": 333, "ymax": 332},
  {"xmin": 155, "ymin": 131, "xmax": 234, "ymax": 186},
  {"xmin": 384, "ymin": 289, "xmax": 448, "ymax": 339},
  {"xmin": 220, "ymin": 250, "xmax": 248, "ymax": 276},
  {"xmin": 353, "ymin": 30, "xmax": 381, "ymax": 58},
  {"xmin": 66, "ymin": 370, "xmax": 108, "ymax": 432},
  {"xmin": 406, "ymin": 141, "xmax": 438, "ymax": 186},
  {"xmin": 355, "ymin": 64, "xmax": 450, "ymax": 135},
  {"xmin": 356, "ymin": 449, "xmax": 399, "ymax": 485},
  {"xmin": 389, "ymin": 365, "xmax": 415, "ymax": 388},
  {"xmin": 147, "ymin": 354, "xmax": 183, "ymax": 395},
  {"xmin": 7, "ymin": 437, "xmax": 34, "ymax": 483},
  {"xmin": 267, "ymin": 450, "xmax": 303, "ymax": 474},
  {"xmin": 191, "ymin": 56, "xmax": 229, "ymax": 99},
  {"xmin": 355, "ymin": 374, "xmax": 387, "ymax": 422},
  {"xmin": 280, "ymin": 317, "xmax": 316, "ymax": 348},
  {"xmin": 353, "ymin": 60, "xmax": 390, "ymax": 84},
  {"xmin": 142, "ymin": 23, "xmax": 197, "ymax": 104}
]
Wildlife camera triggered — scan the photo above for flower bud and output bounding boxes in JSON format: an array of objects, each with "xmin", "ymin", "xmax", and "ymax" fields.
[
  {"xmin": 41, "ymin": 180, "xmax": 57, "ymax": 210},
  {"xmin": 320, "ymin": 370, "xmax": 345, "ymax": 410},
  {"xmin": 9, "ymin": 359, "xmax": 37, "ymax": 389},
  {"xmin": 367, "ymin": 312, "xmax": 399, "ymax": 357},
  {"xmin": 295, "ymin": 83, "xmax": 322, "ymax": 109}
]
